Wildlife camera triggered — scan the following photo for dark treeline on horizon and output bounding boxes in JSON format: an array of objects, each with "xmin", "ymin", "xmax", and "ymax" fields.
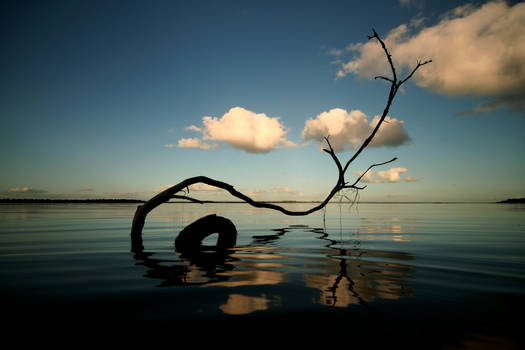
[{"xmin": 0, "ymin": 198, "xmax": 145, "ymax": 203}]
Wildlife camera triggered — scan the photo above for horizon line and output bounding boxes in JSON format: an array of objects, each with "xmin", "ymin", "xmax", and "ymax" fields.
[{"xmin": 1, "ymin": 198, "xmax": 522, "ymax": 204}]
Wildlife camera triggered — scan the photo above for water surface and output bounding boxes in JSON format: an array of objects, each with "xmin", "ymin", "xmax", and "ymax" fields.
[{"xmin": 1, "ymin": 202, "xmax": 524, "ymax": 347}]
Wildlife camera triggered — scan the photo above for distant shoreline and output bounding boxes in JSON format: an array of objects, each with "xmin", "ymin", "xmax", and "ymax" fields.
[
  {"xmin": 497, "ymin": 198, "xmax": 525, "ymax": 204},
  {"xmin": 0, "ymin": 198, "xmax": 145, "ymax": 203},
  {"xmin": 1, "ymin": 198, "xmax": 521, "ymax": 204}
]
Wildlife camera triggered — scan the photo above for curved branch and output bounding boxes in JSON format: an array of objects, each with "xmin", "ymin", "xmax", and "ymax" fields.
[
  {"xmin": 171, "ymin": 195, "xmax": 208, "ymax": 204},
  {"xmin": 130, "ymin": 30, "xmax": 431, "ymax": 244},
  {"xmin": 374, "ymin": 76, "xmax": 394, "ymax": 83},
  {"xmin": 131, "ymin": 175, "xmax": 343, "ymax": 239}
]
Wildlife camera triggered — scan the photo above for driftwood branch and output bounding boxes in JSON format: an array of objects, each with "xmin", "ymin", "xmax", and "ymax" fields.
[{"xmin": 130, "ymin": 29, "xmax": 431, "ymax": 246}]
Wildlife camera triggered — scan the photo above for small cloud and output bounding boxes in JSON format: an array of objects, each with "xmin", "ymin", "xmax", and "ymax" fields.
[
  {"xmin": 2, "ymin": 187, "xmax": 48, "ymax": 198},
  {"xmin": 8, "ymin": 187, "xmax": 48, "ymax": 194},
  {"xmin": 188, "ymin": 183, "xmax": 222, "ymax": 191},
  {"xmin": 282, "ymin": 140, "xmax": 298, "ymax": 148},
  {"xmin": 399, "ymin": 0, "xmax": 424, "ymax": 9},
  {"xmin": 409, "ymin": 15, "xmax": 426, "ymax": 28},
  {"xmin": 154, "ymin": 184, "xmax": 174, "ymax": 193},
  {"xmin": 302, "ymin": 108, "xmax": 410, "ymax": 152},
  {"xmin": 182, "ymin": 107, "xmax": 296, "ymax": 153},
  {"xmin": 353, "ymin": 167, "xmax": 420, "ymax": 184},
  {"xmin": 154, "ymin": 183, "xmax": 223, "ymax": 194},
  {"xmin": 186, "ymin": 125, "xmax": 202, "ymax": 133},
  {"xmin": 250, "ymin": 186, "xmax": 300, "ymax": 195},
  {"xmin": 177, "ymin": 137, "xmax": 219, "ymax": 150},
  {"xmin": 164, "ymin": 143, "xmax": 175, "ymax": 149},
  {"xmin": 76, "ymin": 187, "xmax": 95, "ymax": 192},
  {"xmin": 327, "ymin": 48, "xmax": 343, "ymax": 56},
  {"xmin": 245, "ymin": 185, "xmax": 303, "ymax": 200}
]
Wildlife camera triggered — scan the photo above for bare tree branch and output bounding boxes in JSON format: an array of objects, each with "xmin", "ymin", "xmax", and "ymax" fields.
[
  {"xmin": 322, "ymin": 136, "xmax": 344, "ymax": 183},
  {"xmin": 398, "ymin": 59, "xmax": 432, "ymax": 86},
  {"xmin": 171, "ymin": 195, "xmax": 208, "ymax": 204},
  {"xmin": 369, "ymin": 28, "xmax": 397, "ymax": 82},
  {"xmin": 130, "ymin": 29, "xmax": 431, "ymax": 242},
  {"xmin": 374, "ymin": 76, "xmax": 394, "ymax": 83},
  {"xmin": 344, "ymin": 157, "xmax": 398, "ymax": 189}
]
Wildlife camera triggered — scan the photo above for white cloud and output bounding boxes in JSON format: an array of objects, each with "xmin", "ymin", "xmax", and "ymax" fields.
[
  {"xmin": 164, "ymin": 143, "xmax": 175, "ymax": 149},
  {"xmin": 353, "ymin": 167, "xmax": 420, "ymax": 183},
  {"xmin": 186, "ymin": 125, "xmax": 202, "ymax": 133},
  {"xmin": 177, "ymin": 137, "xmax": 218, "ymax": 150},
  {"xmin": 338, "ymin": 1, "xmax": 525, "ymax": 113},
  {"xmin": 302, "ymin": 108, "xmax": 410, "ymax": 152},
  {"xmin": 181, "ymin": 107, "xmax": 297, "ymax": 153},
  {"xmin": 8, "ymin": 187, "xmax": 47, "ymax": 194}
]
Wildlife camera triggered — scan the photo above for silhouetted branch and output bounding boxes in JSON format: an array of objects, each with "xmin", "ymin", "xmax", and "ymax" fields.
[
  {"xmin": 399, "ymin": 59, "xmax": 432, "ymax": 86},
  {"xmin": 171, "ymin": 195, "xmax": 207, "ymax": 204},
  {"xmin": 322, "ymin": 136, "xmax": 344, "ymax": 182},
  {"xmin": 374, "ymin": 75, "xmax": 394, "ymax": 83},
  {"xmin": 345, "ymin": 157, "xmax": 398, "ymax": 189},
  {"xmin": 130, "ymin": 29, "xmax": 430, "ymax": 242}
]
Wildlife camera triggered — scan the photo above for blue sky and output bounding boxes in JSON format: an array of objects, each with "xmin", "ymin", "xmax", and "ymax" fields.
[{"xmin": 1, "ymin": 0, "xmax": 524, "ymax": 202}]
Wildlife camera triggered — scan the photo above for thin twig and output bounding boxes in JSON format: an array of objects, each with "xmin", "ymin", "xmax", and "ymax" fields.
[{"xmin": 344, "ymin": 157, "xmax": 398, "ymax": 189}]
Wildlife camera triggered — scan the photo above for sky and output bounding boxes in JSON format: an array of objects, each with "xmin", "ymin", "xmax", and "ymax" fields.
[{"xmin": 1, "ymin": 0, "xmax": 524, "ymax": 202}]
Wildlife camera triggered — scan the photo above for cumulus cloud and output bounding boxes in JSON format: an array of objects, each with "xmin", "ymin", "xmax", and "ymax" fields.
[
  {"xmin": 353, "ymin": 168, "xmax": 420, "ymax": 183},
  {"xmin": 302, "ymin": 108, "xmax": 410, "ymax": 152},
  {"xmin": 179, "ymin": 107, "xmax": 297, "ymax": 153},
  {"xmin": 177, "ymin": 137, "xmax": 218, "ymax": 150},
  {"xmin": 338, "ymin": 1, "xmax": 525, "ymax": 114}
]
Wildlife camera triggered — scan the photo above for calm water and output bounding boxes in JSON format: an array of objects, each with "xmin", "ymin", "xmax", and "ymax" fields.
[{"xmin": 1, "ymin": 202, "xmax": 524, "ymax": 347}]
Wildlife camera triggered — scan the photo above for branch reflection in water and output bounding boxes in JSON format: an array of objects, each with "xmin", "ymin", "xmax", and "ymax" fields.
[
  {"xmin": 131, "ymin": 214, "xmax": 414, "ymax": 318},
  {"xmin": 306, "ymin": 228, "xmax": 413, "ymax": 307}
]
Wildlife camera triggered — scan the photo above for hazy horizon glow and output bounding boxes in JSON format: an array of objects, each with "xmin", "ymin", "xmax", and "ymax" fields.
[{"xmin": 1, "ymin": 0, "xmax": 524, "ymax": 203}]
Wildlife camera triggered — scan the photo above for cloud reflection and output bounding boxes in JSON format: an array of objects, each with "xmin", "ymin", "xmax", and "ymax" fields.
[{"xmin": 219, "ymin": 294, "xmax": 278, "ymax": 315}]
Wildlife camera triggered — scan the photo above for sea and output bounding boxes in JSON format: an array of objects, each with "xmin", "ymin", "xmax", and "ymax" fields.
[{"xmin": 1, "ymin": 202, "xmax": 524, "ymax": 348}]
